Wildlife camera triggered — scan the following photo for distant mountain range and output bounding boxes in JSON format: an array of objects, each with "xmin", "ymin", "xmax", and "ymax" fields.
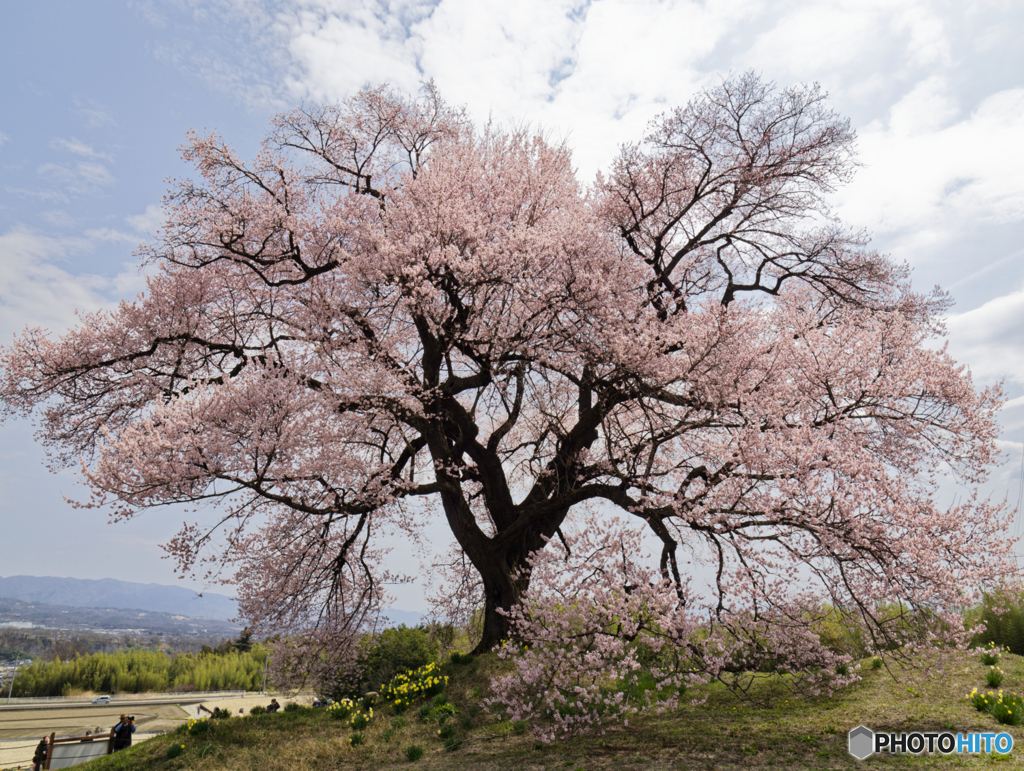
[
  {"xmin": 0, "ymin": 575, "xmax": 237, "ymax": 621},
  {"xmin": 0, "ymin": 597, "xmax": 242, "ymax": 638},
  {"xmin": 0, "ymin": 575, "xmax": 422, "ymax": 628}
]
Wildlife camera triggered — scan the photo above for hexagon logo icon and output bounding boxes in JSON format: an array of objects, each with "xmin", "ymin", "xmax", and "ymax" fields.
[{"xmin": 848, "ymin": 725, "xmax": 874, "ymax": 759}]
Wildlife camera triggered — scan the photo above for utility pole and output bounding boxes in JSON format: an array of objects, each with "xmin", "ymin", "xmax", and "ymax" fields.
[{"xmin": 6, "ymin": 660, "xmax": 18, "ymax": 704}]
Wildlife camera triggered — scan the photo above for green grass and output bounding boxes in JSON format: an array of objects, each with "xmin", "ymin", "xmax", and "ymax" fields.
[{"xmin": 78, "ymin": 652, "xmax": 1024, "ymax": 770}]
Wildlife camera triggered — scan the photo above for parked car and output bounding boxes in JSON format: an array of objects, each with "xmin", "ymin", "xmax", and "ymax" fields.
[{"xmin": 91, "ymin": 696, "xmax": 111, "ymax": 704}]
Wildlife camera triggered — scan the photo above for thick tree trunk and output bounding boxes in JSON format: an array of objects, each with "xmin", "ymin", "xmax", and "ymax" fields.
[
  {"xmin": 469, "ymin": 545, "xmax": 532, "ymax": 654},
  {"xmin": 468, "ymin": 561, "xmax": 524, "ymax": 651}
]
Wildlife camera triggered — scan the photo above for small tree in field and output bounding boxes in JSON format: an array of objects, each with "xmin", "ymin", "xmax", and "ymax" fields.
[{"xmin": 0, "ymin": 74, "xmax": 1013, "ymax": 688}]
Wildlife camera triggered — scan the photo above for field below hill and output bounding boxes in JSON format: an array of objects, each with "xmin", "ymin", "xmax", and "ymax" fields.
[{"xmin": 40, "ymin": 651, "xmax": 1024, "ymax": 771}]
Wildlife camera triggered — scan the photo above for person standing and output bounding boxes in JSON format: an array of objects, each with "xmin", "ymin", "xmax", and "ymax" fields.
[
  {"xmin": 32, "ymin": 736, "xmax": 49, "ymax": 770},
  {"xmin": 113, "ymin": 714, "xmax": 135, "ymax": 752}
]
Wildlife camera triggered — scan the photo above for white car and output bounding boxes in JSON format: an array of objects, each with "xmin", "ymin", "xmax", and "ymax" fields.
[{"xmin": 91, "ymin": 696, "xmax": 111, "ymax": 704}]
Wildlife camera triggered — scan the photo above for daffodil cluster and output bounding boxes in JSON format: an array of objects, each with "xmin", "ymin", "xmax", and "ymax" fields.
[
  {"xmin": 325, "ymin": 698, "xmax": 356, "ymax": 720},
  {"xmin": 382, "ymin": 662, "xmax": 448, "ymax": 710},
  {"xmin": 968, "ymin": 688, "xmax": 1024, "ymax": 726},
  {"xmin": 980, "ymin": 641, "xmax": 1006, "ymax": 666},
  {"xmin": 350, "ymin": 707, "xmax": 373, "ymax": 730}
]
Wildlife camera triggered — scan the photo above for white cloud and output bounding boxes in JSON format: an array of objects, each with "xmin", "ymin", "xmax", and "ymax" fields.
[
  {"xmin": 84, "ymin": 228, "xmax": 142, "ymax": 245},
  {"xmin": 743, "ymin": 0, "xmax": 951, "ymax": 87},
  {"xmin": 945, "ymin": 284, "xmax": 1024, "ymax": 388},
  {"xmin": 0, "ymin": 131, "xmax": 9, "ymax": 147},
  {"xmin": 72, "ymin": 99, "xmax": 116, "ymax": 129},
  {"xmin": 279, "ymin": 0, "xmax": 756, "ymax": 177},
  {"xmin": 36, "ymin": 161, "xmax": 116, "ymax": 199},
  {"xmin": 0, "ymin": 226, "xmax": 146, "ymax": 342},
  {"xmin": 41, "ymin": 210, "xmax": 76, "ymax": 229},
  {"xmin": 50, "ymin": 138, "xmax": 113, "ymax": 161},
  {"xmin": 837, "ymin": 83, "xmax": 1024, "ymax": 257},
  {"xmin": 126, "ymin": 204, "xmax": 165, "ymax": 236}
]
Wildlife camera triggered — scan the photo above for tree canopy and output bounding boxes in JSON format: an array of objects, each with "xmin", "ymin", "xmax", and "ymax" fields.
[{"xmin": 1, "ymin": 74, "xmax": 1012, "ymax": 671}]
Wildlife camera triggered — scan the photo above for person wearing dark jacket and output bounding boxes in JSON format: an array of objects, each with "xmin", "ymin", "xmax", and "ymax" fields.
[
  {"xmin": 32, "ymin": 736, "xmax": 49, "ymax": 770},
  {"xmin": 113, "ymin": 715, "xmax": 136, "ymax": 751}
]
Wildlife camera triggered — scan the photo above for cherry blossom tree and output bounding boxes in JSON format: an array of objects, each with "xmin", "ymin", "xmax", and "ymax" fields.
[{"xmin": 0, "ymin": 74, "xmax": 1013, "ymax": 672}]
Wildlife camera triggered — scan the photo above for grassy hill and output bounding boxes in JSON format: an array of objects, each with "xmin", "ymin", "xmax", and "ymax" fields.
[{"xmin": 73, "ymin": 651, "xmax": 1024, "ymax": 771}]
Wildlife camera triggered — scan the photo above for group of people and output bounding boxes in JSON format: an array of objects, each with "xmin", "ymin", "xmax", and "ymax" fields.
[
  {"xmin": 28, "ymin": 702, "xmax": 288, "ymax": 767},
  {"xmin": 30, "ymin": 716, "xmax": 135, "ymax": 769}
]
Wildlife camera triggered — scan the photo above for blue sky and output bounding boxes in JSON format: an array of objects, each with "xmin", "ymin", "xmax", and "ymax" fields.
[{"xmin": 1, "ymin": 0, "xmax": 1022, "ymax": 611}]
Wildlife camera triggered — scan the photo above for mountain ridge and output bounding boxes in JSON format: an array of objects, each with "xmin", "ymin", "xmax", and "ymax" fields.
[
  {"xmin": 0, "ymin": 575, "xmax": 237, "ymax": 621},
  {"xmin": 0, "ymin": 575, "xmax": 424, "ymax": 628}
]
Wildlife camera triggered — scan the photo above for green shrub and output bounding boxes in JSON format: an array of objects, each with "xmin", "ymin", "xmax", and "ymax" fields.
[
  {"xmin": 443, "ymin": 734, "xmax": 463, "ymax": 751},
  {"xmin": 803, "ymin": 606, "xmax": 871, "ymax": 660},
  {"xmin": 512, "ymin": 719, "xmax": 527, "ymax": 736},
  {"xmin": 357, "ymin": 626, "xmax": 439, "ymax": 696},
  {"xmin": 349, "ymin": 732, "xmax": 365, "ymax": 746},
  {"xmin": 165, "ymin": 744, "xmax": 184, "ymax": 759},
  {"xmin": 249, "ymin": 705, "xmax": 266, "ymax": 716},
  {"xmin": 988, "ymin": 693, "xmax": 1024, "ymax": 726},
  {"xmin": 418, "ymin": 704, "xmax": 432, "ymax": 720},
  {"xmin": 969, "ymin": 688, "xmax": 991, "ymax": 712},
  {"xmin": 405, "ymin": 745, "xmax": 425, "ymax": 762},
  {"xmin": 187, "ymin": 718, "xmax": 210, "ymax": 736},
  {"xmin": 871, "ymin": 657, "xmax": 883, "ymax": 669},
  {"xmin": 438, "ymin": 722, "xmax": 457, "ymax": 741},
  {"xmin": 987, "ymin": 667, "xmax": 1004, "ymax": 687},
  {"xmin": 351, "ymin": 711, "xmax": 371, "ymax": 730},
  {"xmin": 429, "ymin": 703, "xmax": 456, "ymax": 723},
  {"xmin": 392, "ymin": 716, "xmax": 406, "ymax": 730},
  {"xmin": 283, "ymin": 702, "xmax": 302, "ymax": 712}
]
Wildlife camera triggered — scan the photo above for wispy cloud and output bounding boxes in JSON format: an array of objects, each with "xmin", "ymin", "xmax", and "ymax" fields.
[
  {"xmin": 84, "ymin": 228, "xmax": 142, "ymax": 244},
  {"xmin": 41, "ymin": 210, "xmax": 76, "ymax": 228},
  {"xmin": 0, "ymin": 131, "xmax": 9, "ymax": 147},
  {"xmin": 51, "ymin": 137, "xmax": 113, "ymax": 161},
  {"xmin": 126, "ymin": 204, "xmax": 164, "ymax": 235},
  {"xmin": 0, "ymin": 226, "xmax": 146, "ymax": 342},
  {"xmin": 72, "ymin": 99, "xmax": 116, "ymax": 129},
  {"xmin": 36, "ymin": 161, "xmax": 116, "ymax": 199},
  {"xmin": 946, "ymin": 284, "xmax": 1024, "ymax": 388}
]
